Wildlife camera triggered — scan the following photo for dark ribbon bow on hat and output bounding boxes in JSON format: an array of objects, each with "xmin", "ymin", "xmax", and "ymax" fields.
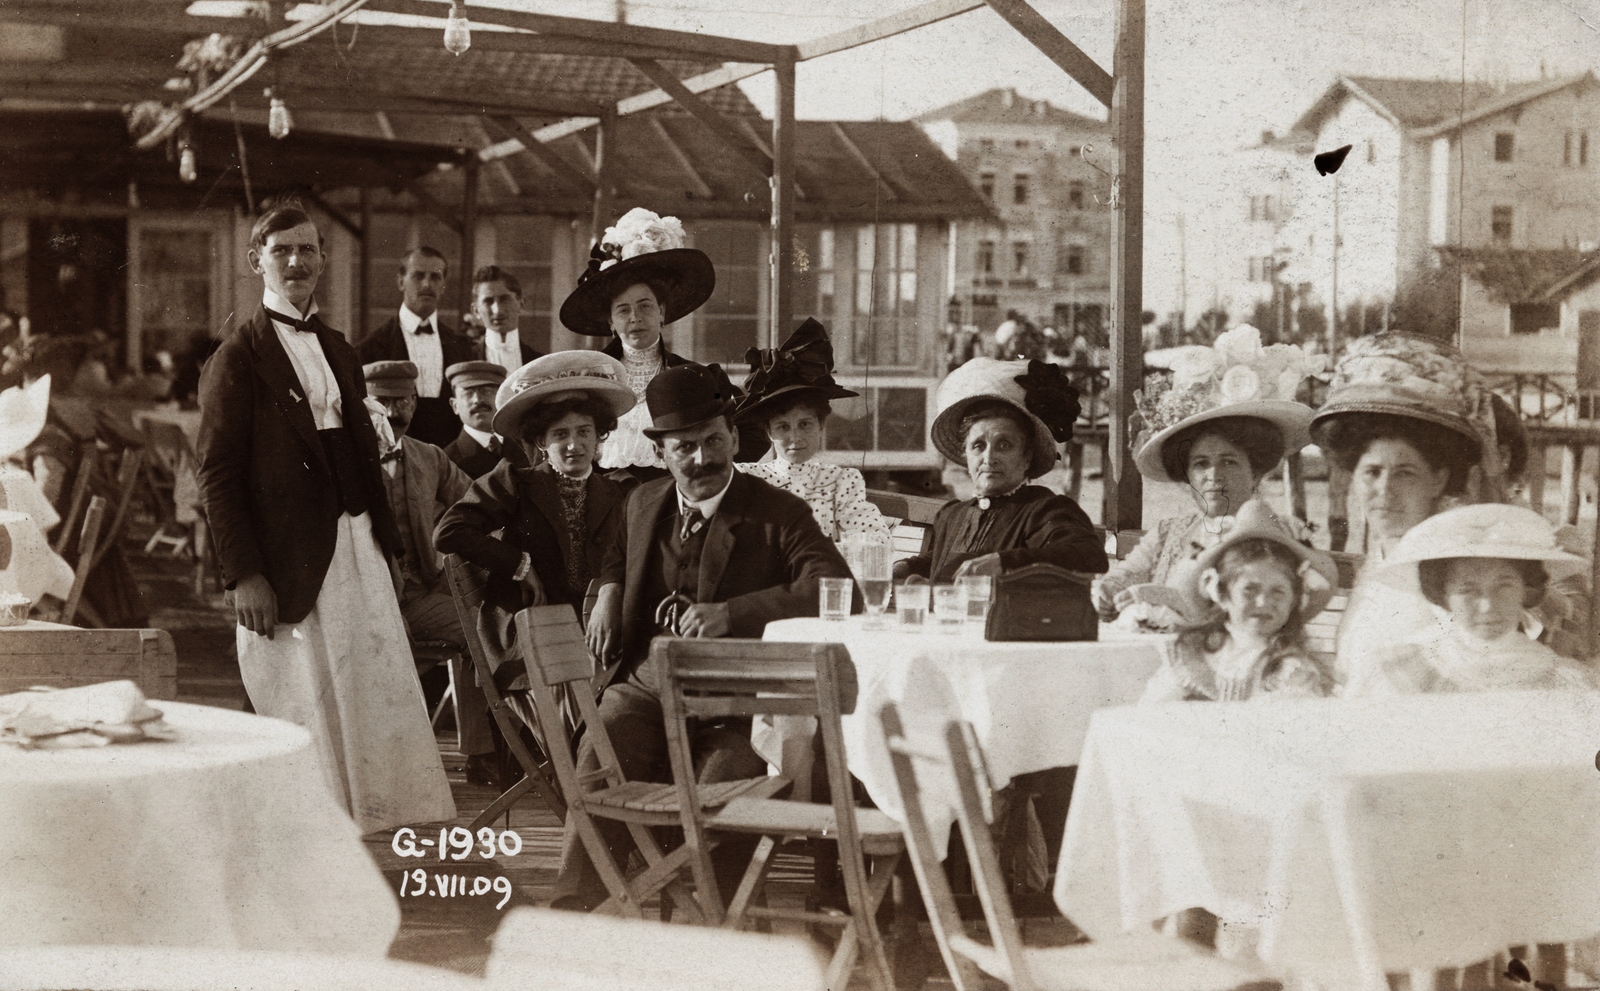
[
  {"xmin": 1013, "ymin": 360, "xmax": 1082, "ymax": 443},
  {"xmin": 741, "ymin": 318, "xmax": 842, "ymax": 399},
  {"xmin": 575, "ymin": 239, "xmax": 623, "ymax": 289}
]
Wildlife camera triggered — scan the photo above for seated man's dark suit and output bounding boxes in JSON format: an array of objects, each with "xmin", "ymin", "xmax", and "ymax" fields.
[
  {"xmin": 443, "ymin": 430, "xmax": 505, "ymax": 480},
  {"xmin": 357, "ymin": 316, "xmax": 477, "ymax": 448},
  {"xmin": 550, "ymin": 468, "xmax": 853, "ymax": 908}
]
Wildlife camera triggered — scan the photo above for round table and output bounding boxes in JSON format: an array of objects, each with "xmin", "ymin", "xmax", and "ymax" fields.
[
  {"xmin": 761, "ymin": 617, "xmax": 1165, "ymax": 857},
  {"xmin": 0, "ymin": 700, "xmax": 400, "ymax": 954}
]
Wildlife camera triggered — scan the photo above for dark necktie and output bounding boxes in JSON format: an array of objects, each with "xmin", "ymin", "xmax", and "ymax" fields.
[
  {"xmin": 265, "ymin": 308, "xmax": 316, "ymax": 333},
  {"xmin": 487, "ymin": 436, "xmax": 501, "ymax": 456},
  {"xmin": 414, "ymin": 320, "xmax": 434, "ymax": 335},
  {"xmin": 680, "ymin": 507, "xmax": 705, "ymax": 542}
]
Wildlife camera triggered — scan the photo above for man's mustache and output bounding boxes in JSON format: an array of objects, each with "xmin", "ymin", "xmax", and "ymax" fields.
[{"xmin": 686, "ymin": 461, "xmax": 727, "ymax": 479}]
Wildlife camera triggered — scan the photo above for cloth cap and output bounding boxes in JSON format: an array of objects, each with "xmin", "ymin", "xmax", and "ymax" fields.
[
  {"xmin": 445, "ymin": 361, "xmax": 507, "ymax": 392},
  {"xmin": 362, "ymin": 361, "xmax": 418, "ymax": 398}
]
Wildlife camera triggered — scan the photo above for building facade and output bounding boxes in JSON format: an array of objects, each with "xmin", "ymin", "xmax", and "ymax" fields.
[{"xmin": 917, "ymin": 88, "xmax": 1113, "ymax": 341}]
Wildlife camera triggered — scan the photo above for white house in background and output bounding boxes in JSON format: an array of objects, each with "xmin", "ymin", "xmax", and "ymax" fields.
[
  {"xmin": 1451, "ymin": 248, "xmax": 1600, "ymax": 380},
  {"xmin": 1210, "ymin": 133, "xmax": 1315, "ymax": 338},
  {"xmin": 1230, "ymin": 72, "xmax": 1600, "ymax": 341}
]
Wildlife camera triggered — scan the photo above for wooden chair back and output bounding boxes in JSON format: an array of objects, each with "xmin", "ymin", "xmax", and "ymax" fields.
[
  {"xmin": 1302, "ymin": 592, "xmax": 1348, "ymax": 672},
  {"xmin": 58, "ymin": 495, "xmax": 106, "ymax": 626},
  {"xmin": 863, "ymin": 489, "xmax": 910, "ymax": 522},
  {"xmin": 443, "ymin": 554, "xmax": 567, "ymax": 826},
  {"xmin": 653, "ymin": 639, "xmax": 861, "ymax": 919},
  {"xmin": 52, "ymin": 447, "xmax": 97, "ymax": 555},
  {"xmin": 0, "ymin": 626, "xmax": 177, "ymax": 700},
  {"xmin": 891, "ymin": 520, "xmax": 932, "ymax": 564},
  {"xmin": 87, "ymin": 450, "xmax": 143, "ymax": 575}
]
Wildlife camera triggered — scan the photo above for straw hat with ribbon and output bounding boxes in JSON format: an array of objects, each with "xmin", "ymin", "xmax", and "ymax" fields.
[
  {"xmin": 1134, "ymin": 325, "xmax": 1320, "ymax": 483},
  {"xmin": 492, "ymin": 351, "xmax": 637, "ymax": 439},
  {"xmin": 930, "ymin": 358, "xmax": 1080, "ymax": 480},
  {"xmin": 1380, "ymin": 502, "xmax": 1586, "ymax": 584},
  {"xmin": 557, "ymin": 208, "xmax": 716, "ymax": 337},
  {"xmin": 733, "ymin": 318, "xmax": 857, "ymax": 425},
  {"xmin": 1186, "ymin": 498, "xmax": 1339, "ymax": 621}
]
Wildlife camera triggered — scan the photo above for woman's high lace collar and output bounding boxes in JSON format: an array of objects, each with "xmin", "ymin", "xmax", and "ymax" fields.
[{"xmin": 620, "ymin": 340, "xmax": 661, "ymax": 365}]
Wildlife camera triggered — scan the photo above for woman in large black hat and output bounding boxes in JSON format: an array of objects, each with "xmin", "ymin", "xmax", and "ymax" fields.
[
  {"xmin": 733, "ymin": 319, "xmax": 886, "ymax": 541},
  {"xmin": 558, "ymin": 208, "xmax": 714, "ymax": 484}
]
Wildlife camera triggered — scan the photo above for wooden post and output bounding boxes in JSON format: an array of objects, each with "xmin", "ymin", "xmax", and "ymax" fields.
[
  {"xmin": 590, "ymin": 112, "xmax": 618, "ymax": 246},
  {"xmin": 1105, "ymin": 0, "xmax": 1144, "ymax": 533},
  {"xmin": 357, "ymin": 186, "xmax": 371, "ymax": 340},
  {"xmin": 1282, "ymin": 452, "xmax": 1307, "ymax": 521},
  {"xmin": 770, "ymin": 54, "xmax": 796, "ymax": 347},
  {"xmin": 1526, "ymin": 439, "xmax": 1546, "ymax": 512},
  {"xmin": 457, "ymin": 153, "xmax": 479, "ymax": 323},
  {"xmin": 1561, "ymin": 442, "xmax": 1583, "ymax": 526}
]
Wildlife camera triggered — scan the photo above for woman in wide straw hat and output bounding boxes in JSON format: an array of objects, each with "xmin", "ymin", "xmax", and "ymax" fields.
[
  {"xmin": 436, "ymin": 351, "xmax": 637, "ymax": 623},
  {"xmin": 1346, "ymin": 502, "xmax": 1595, "ymax": 695},
  {"xmin": 557, "ymin": 208, "xmax": 713, "ymax": 485},
  {"xmin": 733, "ymin": 319, "xmax": 886, "ymax": 540},
  {"xmin": 1093, "ymin": 325, "xmax": 1321, "ymax": 632},
  {"xmin": 896, "ymin": 357, "xmax": 1106, "ymax": 583}
]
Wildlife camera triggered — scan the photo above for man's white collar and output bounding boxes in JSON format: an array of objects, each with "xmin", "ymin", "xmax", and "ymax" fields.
[
  {"xmin": 400, "ymin": 304, "xmax": 435, "ymax": 334},
  {"xmin": 264, "ymin": 289, "xmax": 318, "ymax": 321},
  {"xmin": 461, "ymin": 424, "xmax": 498, "ymax": 450},
  {"xmin": 677, "ymin": 470, "xmax": 734, "ymax": 520}
]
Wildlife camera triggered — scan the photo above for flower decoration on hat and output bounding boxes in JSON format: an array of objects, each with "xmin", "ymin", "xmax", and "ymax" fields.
[
  {"xmin": 1012, "ymin": 360, "xmax": 1081, "ymax": 443},
  {"xmin": 1139, "ymin": 325, "xmax": 1323, "ymax": 440},
  {"xmin": 577, "ymin": 208, "xmax": 689, "ymax": 287}
]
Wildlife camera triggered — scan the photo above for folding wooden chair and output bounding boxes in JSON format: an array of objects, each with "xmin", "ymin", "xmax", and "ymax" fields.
[
  {"xmin": 56, "ymin": 495, "xmax": 106, "ymax": 626},
  {"xmin": 515, "ymin": 608, "xmax": 788, "ymax": 920},
  {"xmin": 52, "ymin": 447, "xmax": 97, "ymax": 555},
  {"xmin": 655, "ymin": 639, "xmax": 905, "ymax": 991},
  {"xmin": 879, "ymin": 703, "xmax": 1280, "ymax": 991},
  {"xmin": 442, "ymin": 554, "xmax": 567, "ymax": 830}
]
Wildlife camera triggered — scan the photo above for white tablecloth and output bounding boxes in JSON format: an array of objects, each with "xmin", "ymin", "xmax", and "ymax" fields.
[
  {"xmin": 761, "ymin": 617, "xmax": 1165, "ymax": 856},
  {"xmin": 0, "ymin": 700, "xmax": 400, "ymax": 954},
  {"xmin": 1055, "ymin": 691, "xmax": 1600, "ymax": 989}
]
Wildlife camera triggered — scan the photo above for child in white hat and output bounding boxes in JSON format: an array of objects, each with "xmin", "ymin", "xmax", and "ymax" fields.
[
  {"xmin": 1349, "ymin": 503, "xmax": 1596, "ymax": 695},
  {"xmin": 1141, "ymin": 498, "xmax": 1338, "ymax": 703}
]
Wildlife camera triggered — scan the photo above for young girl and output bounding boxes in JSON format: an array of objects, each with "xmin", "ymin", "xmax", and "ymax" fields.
[
  {"xmin": 734, "ymin": 319, "xmax": 887, "ymax": 540},
  {"xmin": 1351, "ymin": 503, "xmax": 1596, "ymax": 695},
  {"xmin": 1141, "ymin": 499, "xmax": 1337, "ymax": 703}
]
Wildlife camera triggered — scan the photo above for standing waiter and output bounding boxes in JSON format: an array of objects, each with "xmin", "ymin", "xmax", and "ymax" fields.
[{"xmin": 197, "ymin": 205, "xmax": 454, "ymax": 834}]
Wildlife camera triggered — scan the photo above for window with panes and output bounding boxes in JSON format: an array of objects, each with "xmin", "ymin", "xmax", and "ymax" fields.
[
  {"xmin": 692, "ymin": 221, "xmax": 762, "ymax": 364},
  {"xmin": 852, "ymin": 223, "xmax": 919, "ymax": 368}
]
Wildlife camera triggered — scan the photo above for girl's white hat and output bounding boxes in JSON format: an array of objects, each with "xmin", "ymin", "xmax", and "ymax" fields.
[
  {"xmin": 0, "ymin": 375, "xmax": 50, "ymax": 461},
  {"xmin": 1187, "ymin": 498, "xmax": 1339, "ymax": 619},
  {"xmin": 1383, "ymin": 503, "xmax": 1586, "ymax": 582}
]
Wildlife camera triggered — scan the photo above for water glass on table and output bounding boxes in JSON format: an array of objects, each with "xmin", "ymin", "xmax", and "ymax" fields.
[
  {"xmin": 957, "ymin": 575, "xmax": 993, "ymax": 630},
  {"xmin": 818, "ymin": 577, "xmax": 853, "ymax": 622},
  {"xmin": 895, "ymin": 582, "xmax": 929, "ymax": 630},
  {"xmin": 930, "ymin": 584, "xmax": 967, "ymax": 634},
  {"xmin": 859, "ymin": 575, "xmax": 893, "ymax": 628}
]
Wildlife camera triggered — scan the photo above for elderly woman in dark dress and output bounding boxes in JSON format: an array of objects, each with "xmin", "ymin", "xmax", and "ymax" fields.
[{"xmin": 897, "ymin": 357, "xmax": 1107, "ymax": 582}]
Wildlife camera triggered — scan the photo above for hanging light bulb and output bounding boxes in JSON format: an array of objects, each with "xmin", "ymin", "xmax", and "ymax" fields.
[
  {"xmin": 443, "ymin": 0, "xmax": 471, "ymax": 55},
  {"xmin": 268, "ymin": 92, "xmax": 293, "ymax": 140},
  {"xmin": 178, "ymin": 140, "xmax": 198, "ymax": 184}
]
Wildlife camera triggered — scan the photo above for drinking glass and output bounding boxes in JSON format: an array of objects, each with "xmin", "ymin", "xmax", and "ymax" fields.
[
  {"xmin": 957, "ymin": 575, "xmax": 994, "ymax": 630},
  {"xmin": 931, "ymin": 584, "xmax": 967, "ymax": 634},
  {"xmin": 819, "ymin": 577, "xmax": 852, "ymax": 621},
  {"xmin": 842, "ymin": 532, "xmax": 894, "ymax": 628},
  {"xmin": 895, "ymin": 582, "xmax": 929, "ymax": 630}
]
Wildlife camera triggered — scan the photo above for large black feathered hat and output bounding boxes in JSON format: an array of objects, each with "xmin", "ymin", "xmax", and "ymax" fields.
[
  {"xmin": 733, "ymin": 319, "xmax": 858, "ymax": 424},
  {"xmin": 557, "ymin": 209, "xmax": 715, "ymax": 337}
]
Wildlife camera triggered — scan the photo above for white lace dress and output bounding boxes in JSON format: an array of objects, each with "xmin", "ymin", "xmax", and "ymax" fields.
[
  {"xmin": 735, "ymin": 459, "xmax": 888, "ymax": 540},
  {"xmin": 598, "ymin": 342, "xmax": 666, "ymax": 471}
]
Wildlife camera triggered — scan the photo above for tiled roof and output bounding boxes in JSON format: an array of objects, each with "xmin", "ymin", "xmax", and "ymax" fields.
[
  {"xmin": 1442, "ymin": 247, "xmax": 1600, "ymax": 304},
  {"xmin": 273, "ymin": 44, "xmax": 760, "ymax": 117},
  {"xmin": 1290, "ymin": 74, "xmax": 1583, "ymax": 137},
  {"xmin": 915, "ymin": 88, "xmax": 1106, "ymax": 129},
  {"xmin": 405, "ymin": 113, "xmax": 993, "ymax": 223}
]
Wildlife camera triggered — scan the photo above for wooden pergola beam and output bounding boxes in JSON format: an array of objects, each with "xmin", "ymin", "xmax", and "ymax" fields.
[
  {"xmin": 1106, "ymin": 0, "xmax": 1145, "ymax": 532},
  {"xmin": 795, "ymin": 0, "xmax": 984, "ymax": 61},
  {"xmin": 300, "ymin": 189, "xmax": 362, "ymax": 238},
  {"xmin": 829, "ymin": 122, "xmax": 896, "ymax": 201},
  {"xmin": 484, "ymin": 115, "xmax": 596, "ymax": 193},
  {"xmin": 276, "ymin": 85, "xmax": 606, "ymax": 118},
  {"xmin": 0, "ymin": 6, "xmax": 271, "ymax": 36},
  {"xmin": 648, "ymin": 117, "xmax": 714, "ymax": 200},
  {"xmin": 324, "ymin": 22, "xmax": 696, "ymax": 62},
  {"xmin": 361, "ymin": 0, "xmax": 791, "ymax": 65},
  {"xmin": 405, "ymin": 180, "xmax": 462, "ymax": 234},
  {"xmin": 628, "ymin": 57, "xmax": 771, "ymax": 179},
  {"xmin": 982, "ymin": 0, "xmax": 1114, "ymax": 108}
]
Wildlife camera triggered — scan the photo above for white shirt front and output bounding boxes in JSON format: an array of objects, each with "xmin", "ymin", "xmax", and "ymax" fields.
[
  {"xmin": 676, "ymin": 471, "xmax": 734, "ymax": 524},
  {"xmin": 484, "ymin": 328, "xmax": 522, "ymax": 375},
  {"xmin": 265, "ymin": 290, "xmax": 342, "ymax": 429},
  {"xmin": 460, "ymin": 424, "xmax": 500, "ymax": 454},
  {"xmin": 398, "ymin": 304, "xmax": 444, "ymax": 398}
]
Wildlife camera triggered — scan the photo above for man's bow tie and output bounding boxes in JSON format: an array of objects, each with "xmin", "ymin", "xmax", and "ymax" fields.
[
  {"xmin": 266, "ymin": 308, "xmax": 317, "ymax": 334},
  {"xmin": 380, "ymin": 449, "xmax": 405, "ymax": 465},
  {"xmin": 412, "ymin": 322, "xmax": 435, "ymax": 335}
]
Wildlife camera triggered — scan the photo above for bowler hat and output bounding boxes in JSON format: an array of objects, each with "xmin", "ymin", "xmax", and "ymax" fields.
[{"xmin": 643, "ymin": 363, "xmax": 738, "ymax": 439}]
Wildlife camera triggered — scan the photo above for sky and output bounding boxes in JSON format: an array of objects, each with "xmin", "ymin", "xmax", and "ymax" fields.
[{"xmin": 480, "ymin": 0, "xmax": 1598, "ymax": 313}]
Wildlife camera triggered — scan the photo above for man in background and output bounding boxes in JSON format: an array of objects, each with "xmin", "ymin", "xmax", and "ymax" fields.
[
  {"xmin": 471, "ymin": 265, "xmax": 544, "ymax": 376},
  {"xmin": 443, "ymin": 360, "xmax": 513, "ymax": 479},
  {"xmin": 358, "ymin": 247, "xmax": 476, "ymax": 447}
]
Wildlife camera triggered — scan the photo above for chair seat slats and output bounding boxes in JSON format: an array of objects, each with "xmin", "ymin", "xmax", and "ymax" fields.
[{"xmin": 708, "ymin": 797, "xmax": 905, "ymax": 855}]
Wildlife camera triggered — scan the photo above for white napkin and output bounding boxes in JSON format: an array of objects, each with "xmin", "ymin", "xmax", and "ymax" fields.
[{"xmin": 0, "ymin": 680, "xmax": 176, "ymax": 749}]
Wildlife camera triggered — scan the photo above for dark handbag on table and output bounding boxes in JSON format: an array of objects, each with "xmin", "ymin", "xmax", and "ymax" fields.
[{"xmin": 984, "ymin": 563, "xmax": 1098, "ymax": 642}]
